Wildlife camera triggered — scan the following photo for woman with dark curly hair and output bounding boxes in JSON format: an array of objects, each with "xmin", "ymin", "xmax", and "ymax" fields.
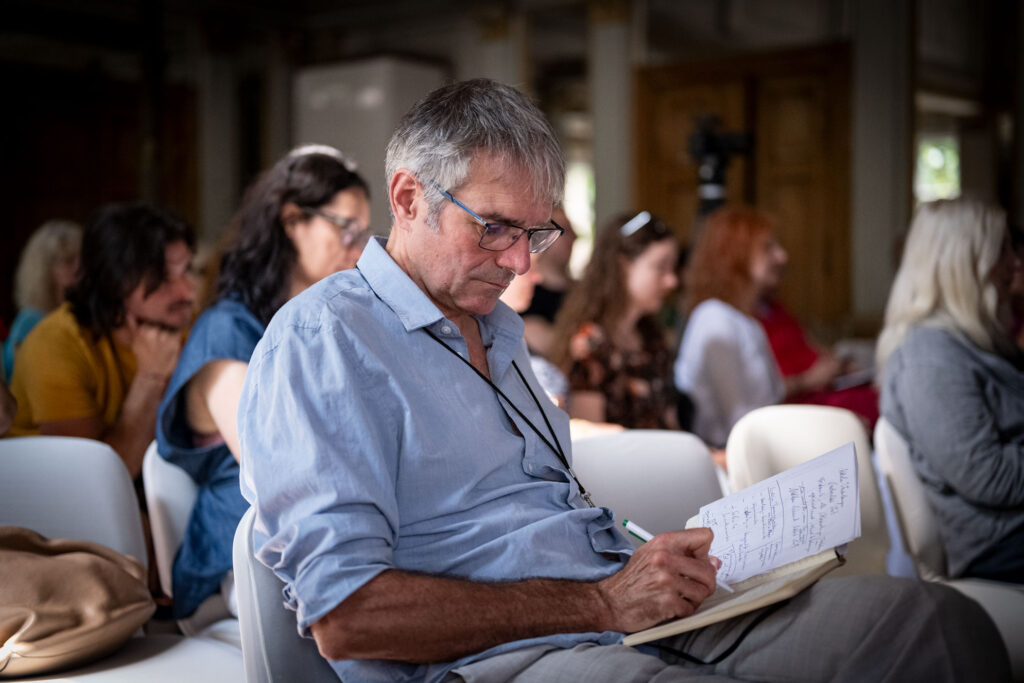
[
  {"xmin": 155, "ymin": 144, "xmax": 370, "ymax": 618},
  {"xmin": 548, "ymin": 210, "xmax": 679, "ymax": 430}
]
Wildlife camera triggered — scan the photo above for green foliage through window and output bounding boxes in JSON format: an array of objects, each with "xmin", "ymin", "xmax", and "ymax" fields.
[{"xmin": 914, "ymin": 136, "xmax": 960, "ymax": 203}]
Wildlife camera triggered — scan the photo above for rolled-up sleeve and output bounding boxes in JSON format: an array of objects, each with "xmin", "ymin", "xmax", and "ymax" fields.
[{"xmin": 238, "ymin": 310, "xmax": 402, "ymax": 634}]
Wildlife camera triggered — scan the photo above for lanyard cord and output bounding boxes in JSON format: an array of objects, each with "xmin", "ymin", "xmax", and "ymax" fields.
[{"xmin": 423, "ymin": 327, "xmax": 595, "ymax": 507}]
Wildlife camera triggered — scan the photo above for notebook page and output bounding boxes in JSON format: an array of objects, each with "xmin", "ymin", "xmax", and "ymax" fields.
[{"xmin": 698, "ymin": 442, "xmax": 860, "ymax": 584}]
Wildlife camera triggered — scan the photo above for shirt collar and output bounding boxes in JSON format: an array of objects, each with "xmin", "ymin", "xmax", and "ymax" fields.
[{"xmin": 356, "ymin": 236, "xmax": 525, "ymax": 344}]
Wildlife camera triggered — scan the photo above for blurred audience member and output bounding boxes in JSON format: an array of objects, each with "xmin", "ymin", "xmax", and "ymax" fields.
[
  {"xmin": 3, "ymin": 220, "xmax": 82, "ymax": 380},
  {"xmin": 757, "ymin": 298, "xmax": 879, "ymax": 430},
  {"xmin": 674, "ymin": 207, "xmax": 829, "ymax": 447},
  {"xmin": 156, "ymin": 145, "xmax": 370, "ymax": 619},
  {"xmin": 521, "ymin": 205, "xmax": 575, "ymax": 356},
  {"xmin": 878, "ymin": 198, "xmax": 1024, "ymax": 583},
  {"xmin": 8, "ymin": 203, "xmax": 195, "ymax": 483},
  {"xmin": 500, "ymin": 256, "xmax": 569, "ymax": 407},
  {"xmin": 550, "ymin": 210, "xmax": 679, "ymax": 429}
]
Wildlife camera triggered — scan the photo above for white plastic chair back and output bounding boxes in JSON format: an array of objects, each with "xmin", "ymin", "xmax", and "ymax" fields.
[
  {"xmin": 874, "ymin": 417, "xmax": 1024, "ymax": 681},
  {"xmin": 0, "ymin": 436, "xmax": 147, "ymax": 566},
  {"xmin": 232, "ymin": 507, "xmax": 337, "ymax": 683},
  {"xmin": 571, "ymin": 429, "xmax": 723, "ymax": 542},
  {"xmin": 142, "ymin": 440, "xmax": 199, "ymax": 596},
  {"xmin": 725, "ymin": 405, "xmax": 889, "ymax": 576},
  {"xmin": 872, "ymin": 417, "xmax": 947, "ymax": 581},
  {"xmin": 142, "ymin": 440, "xmax": 236, "ymax": 640}
]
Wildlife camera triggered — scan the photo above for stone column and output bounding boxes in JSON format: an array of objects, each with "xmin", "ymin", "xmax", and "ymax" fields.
[
  {"xmin": 587, "ymin": 0, "xmax": 633, "ymax": 228},
  {"xmin": 850, "ymin": 0, "xmax": 914, "ymax": 321}
]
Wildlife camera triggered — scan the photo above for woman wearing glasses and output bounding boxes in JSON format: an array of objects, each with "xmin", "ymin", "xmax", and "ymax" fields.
[
  {"xmin": 548, "ymin": 211, "xmax": 680, "ymax": 430},
  {"xmin": 155, "ymin": 145, "xmax": 370, "ymax": 619}
]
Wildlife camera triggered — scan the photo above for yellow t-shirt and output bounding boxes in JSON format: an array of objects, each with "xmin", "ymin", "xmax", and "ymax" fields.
[{"xmin": 8, "ymin": 303, "xmax": 137, "ymax": 436}]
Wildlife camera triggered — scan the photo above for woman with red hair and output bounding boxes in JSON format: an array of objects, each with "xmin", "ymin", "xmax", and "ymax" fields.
[{"xmin": 674, "ymin": 207, "xmax": 839, "ymax": 447}]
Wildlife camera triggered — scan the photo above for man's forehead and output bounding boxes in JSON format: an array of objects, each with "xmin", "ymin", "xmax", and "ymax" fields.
[{"xmin": 461, "ymin": 154, "xmax": 552, "ymax": 205}]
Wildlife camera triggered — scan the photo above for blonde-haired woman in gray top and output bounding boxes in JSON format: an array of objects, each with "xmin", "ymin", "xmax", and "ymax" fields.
[{"xmin": 878, "ymin": 197, "xmax": 1024, "ymax": 583}]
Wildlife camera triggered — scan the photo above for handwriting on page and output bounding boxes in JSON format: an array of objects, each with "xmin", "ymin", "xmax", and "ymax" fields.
[{"xmin": 699, "ymin": 442, "xmax": 860, "ymax": 584}]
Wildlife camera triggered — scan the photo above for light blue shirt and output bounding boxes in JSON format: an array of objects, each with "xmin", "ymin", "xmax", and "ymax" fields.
[{"xmin": 238, "ymin": 237, "xmax": 632, "ymax": 683}]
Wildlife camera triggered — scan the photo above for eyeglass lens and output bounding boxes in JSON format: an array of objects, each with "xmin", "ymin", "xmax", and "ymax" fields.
[{"xmin": 479, "ymin": 225, "xmax": 561, "ymax": 253}]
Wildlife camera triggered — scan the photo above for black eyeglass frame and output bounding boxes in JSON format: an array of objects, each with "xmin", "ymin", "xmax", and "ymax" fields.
[{"xmin": 437, "ymin": 186, "xmax": 565, "ymax": 254}]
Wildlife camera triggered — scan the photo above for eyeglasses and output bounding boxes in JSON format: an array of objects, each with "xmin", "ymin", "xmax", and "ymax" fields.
[
  {"xmin": 438, "ymin": 187, "xmax": 564, "ymax": 254},
  {"xmin": 307, "ymin": 208, "xmax": 370, "ymax": 246}
]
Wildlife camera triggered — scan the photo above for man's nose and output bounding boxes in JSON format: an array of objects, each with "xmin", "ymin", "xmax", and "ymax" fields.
[{"xmin": 496, "ymin": 235, "xmax": 532, "ymax": 275}]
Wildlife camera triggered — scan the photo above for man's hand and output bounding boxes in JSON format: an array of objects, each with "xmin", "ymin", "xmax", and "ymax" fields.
[
  {"xmin": 128, "ymin": 316, "xmax": 182, "ymax": 381},
  {"xmin": 596, "ymin": 527, "xmax": 719, "ymax": 633}
]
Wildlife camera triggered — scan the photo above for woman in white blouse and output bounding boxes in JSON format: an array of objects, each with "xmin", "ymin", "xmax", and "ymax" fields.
[{"xmin": 674, "ymin": 207, "xmax": 837, "ymax": 447}]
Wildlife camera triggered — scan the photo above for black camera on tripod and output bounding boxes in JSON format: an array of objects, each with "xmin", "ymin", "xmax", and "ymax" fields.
[{"xmin": 688, "ymin": 115, "xmax": 753, "ymax": 219}]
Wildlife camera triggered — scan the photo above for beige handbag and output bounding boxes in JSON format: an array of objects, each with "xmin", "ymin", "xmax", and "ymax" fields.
[{"xmin": 0, "ymin": 526, "xmax": 156, "ymax": 677}]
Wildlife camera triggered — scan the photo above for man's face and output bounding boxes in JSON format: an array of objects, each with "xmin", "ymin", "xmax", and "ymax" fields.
[
  {"xmin": 124, "ymin": 240, "xmax": 196, "ymax": 330},
  {"xmin": 408, "ymin": 156, "xmax": 550, "ymax": 321}
]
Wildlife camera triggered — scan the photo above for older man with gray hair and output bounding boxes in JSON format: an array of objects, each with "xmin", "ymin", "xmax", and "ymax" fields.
[{"xmin": 238, "ymin": 79, "xmax": 1008, "ymax": 682}]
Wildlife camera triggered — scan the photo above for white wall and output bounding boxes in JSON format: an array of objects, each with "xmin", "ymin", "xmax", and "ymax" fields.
[{"xmin": 292, "ymin": 58, "xmax": 447, "ymax": 235}]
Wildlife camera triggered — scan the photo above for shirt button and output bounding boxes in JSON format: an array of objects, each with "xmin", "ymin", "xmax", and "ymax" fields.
[{"xmin": 441, "ymin": 325, "xmax": 452, "ymax": 335}]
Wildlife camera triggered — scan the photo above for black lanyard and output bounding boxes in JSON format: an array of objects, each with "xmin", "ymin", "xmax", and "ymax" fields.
[{"xmin": 423, "ymin": 327, "xmax": 595, "ymax": 507}]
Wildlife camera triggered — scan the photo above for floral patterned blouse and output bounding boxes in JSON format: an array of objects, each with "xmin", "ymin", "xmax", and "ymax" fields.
[{"xmin": 566, "ymin": 321, "xmax": 676, "ymax": 429}]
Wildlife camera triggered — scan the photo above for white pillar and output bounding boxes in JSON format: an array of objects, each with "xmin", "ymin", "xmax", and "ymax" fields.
[
  {"xmin": 198, "ymin": 51, "xmax": 240, "ymax": 242},
  {"xmin": 456, "ymin": 8, "xmax": 527, "ymax": 88},
  {"xmin": 850, "ymin": 0, "xmax": 914, "ymax": 319},
  {"xmin": 587, "ymin": 0, "xmax": 633, "ymax": 228}
]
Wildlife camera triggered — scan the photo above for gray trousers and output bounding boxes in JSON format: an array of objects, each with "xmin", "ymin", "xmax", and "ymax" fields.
[{"xmin": 448, "ymin": 576, "xmax": 1011, "ymax": 682}]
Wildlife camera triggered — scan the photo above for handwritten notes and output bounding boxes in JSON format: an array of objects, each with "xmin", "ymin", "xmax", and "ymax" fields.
[{"xmin": 699, "ymin": 442, "xmax": 861, "ymax": 584}]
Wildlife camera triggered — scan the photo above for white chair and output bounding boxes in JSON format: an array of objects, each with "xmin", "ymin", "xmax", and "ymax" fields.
[
  {"xmin": 0, "ymin": 436, "xmax": 244, "ymax": 682},
  {"xmin": 571, "ymin": 429, "xmax": 724, "ymax": 543},
  {"xmin": 874, "ymin": 418, "xmax": 1024, "ymax": 681},
  {"xmin": 142, "ymin": 441, "xmax": 238, "ymax": 643},
  {"xmin": 725, "ymin": 405, "xmax": 889, "ymax": 577},
  {"xmin": 232, "ymin": 506, "xmax": 338, "ymax": 683},
  {"xmin": 1, "ymin": 436, "xmax": 148, "ymax": 564}
]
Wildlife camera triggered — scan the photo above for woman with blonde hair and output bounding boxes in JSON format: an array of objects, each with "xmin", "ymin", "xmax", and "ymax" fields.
[
  {"xmin": 3, "ymin": 220, "xmax": 82, "ymax": 379},
  {"xmin": 549, "ymin": 210, "xmax": 679, "ymax": 429},
  {"xmin": 878, "ymin": 197, "xmax": 1024, "ymax": 583}
]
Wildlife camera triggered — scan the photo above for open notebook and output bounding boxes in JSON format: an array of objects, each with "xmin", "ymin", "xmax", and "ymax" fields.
[{"xmin": 624, "ymin": 441, "xmax": 860, "ymax": 646}]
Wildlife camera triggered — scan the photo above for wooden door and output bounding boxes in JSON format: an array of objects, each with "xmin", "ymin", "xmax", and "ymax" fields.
[{"xmin": 636, "ymin": 45, "xmax": 851, "ymax": 328}]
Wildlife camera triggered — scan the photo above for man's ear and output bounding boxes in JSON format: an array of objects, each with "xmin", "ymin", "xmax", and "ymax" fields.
[
  {"xmin": 280, "ymin": 202, "xmax": 304, "ymax": 237},
  {"xmin": 389, "ymin": 169, "xmax": 422, "ymax": 232}
]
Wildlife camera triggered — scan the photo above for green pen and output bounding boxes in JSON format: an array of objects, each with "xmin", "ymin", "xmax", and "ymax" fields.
[{"xmin": 621, "ymin": 519, "xmax": 734, "ymax": 593}]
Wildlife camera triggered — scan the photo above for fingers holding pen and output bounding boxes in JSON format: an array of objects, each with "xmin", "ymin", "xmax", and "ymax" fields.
[{"xmin": 597, "ymin": 528, "xmax": 719, "ymax": 633}]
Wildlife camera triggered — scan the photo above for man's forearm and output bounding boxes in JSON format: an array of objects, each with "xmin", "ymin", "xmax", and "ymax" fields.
[
  {"xmin": 103, "ymin": 372, "xmax": 169, "ymax": 478},
  {"xmin": 312, "ymin": 569, "xmax": 612, "ymax": 663}
]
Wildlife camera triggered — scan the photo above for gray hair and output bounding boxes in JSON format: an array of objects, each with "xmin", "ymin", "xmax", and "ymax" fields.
[
  {"xmin": 385, "ymin": 78, "xmax": 565, "ymax": 230},
  {"xmin": 876, "ymin": 197, "xmax": 1012, "ymax": 370}
]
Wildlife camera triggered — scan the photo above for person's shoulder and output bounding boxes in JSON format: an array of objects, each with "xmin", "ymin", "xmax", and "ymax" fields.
[
  {"xmin": 276, "ymin": 269, "xmax": 373, "ymax": 329},
  {"xmin": 21, "ymin": 304, "xmax": 87, "ymax": 349},
  {"xmin": 689, "ymin": 298, "xmax": 748, "ymax": 332},
  {"xmin": 901, "ymin": 326, "xmax": 970, "ymax": 360},
  {"xmin": 9, "ymin": 308, "xmax": 45, "ymax": 338},
  {"xmin": 192, "ymin": 298, "xmax": 266, "ymax": 340},
  {"xmin": 254, "ymin": 269, "xmax": 379, "ymax": 358}
]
